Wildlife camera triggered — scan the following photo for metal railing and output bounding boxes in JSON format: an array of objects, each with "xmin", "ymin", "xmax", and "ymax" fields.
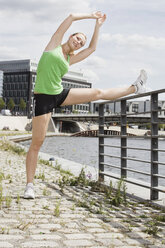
[{"xmin": 98, "ymin": 89, "xmax": 165, "ymax": 200}]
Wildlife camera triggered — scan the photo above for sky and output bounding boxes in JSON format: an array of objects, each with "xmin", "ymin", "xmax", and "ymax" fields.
[{"xmin": 0, "ymin": 0, "xmax": 165, "ymax": 98}]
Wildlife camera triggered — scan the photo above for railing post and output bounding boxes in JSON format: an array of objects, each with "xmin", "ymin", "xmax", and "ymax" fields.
[
  {"xmin": 98, "ymin": 104, "xmax": 105, "ymax": 182},
  {"xmin": 121, "ymin": 100, "xmax": 127, "ymax": 178},
  {"xmin": 151, "ymin": 93, "xmax": 158, "ymax": 200}
]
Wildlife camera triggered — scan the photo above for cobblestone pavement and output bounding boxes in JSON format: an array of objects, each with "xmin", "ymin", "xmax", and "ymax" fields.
[{"xmin": 0, "ymin": 144, "xmax": 165, "ymax": 248}]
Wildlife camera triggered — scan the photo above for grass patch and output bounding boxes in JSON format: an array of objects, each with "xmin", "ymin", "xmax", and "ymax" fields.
[{"xmin": 0, "ymin": 140, "xmax": 26, "ymax": 155}]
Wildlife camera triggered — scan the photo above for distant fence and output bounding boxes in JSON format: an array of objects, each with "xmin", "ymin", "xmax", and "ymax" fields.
[{"xmin": 98, "ymin": 89, "xmax": 165, "ymax": 201}]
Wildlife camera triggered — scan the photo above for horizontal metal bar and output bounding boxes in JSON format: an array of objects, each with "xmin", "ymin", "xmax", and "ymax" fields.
[
  {"xmin": 123, "ymin": 146, "xmax": 150, "ymax": 151},
  {"xmin": 157, "ymin": 161, "xmax": 165, "ymax": 166},
  {"xmin": 100, "ymin": 153, "xmax": 120, "ymax": 159},
  {"xmin": 100, "ymin": 144, "xmax": 121, "ymax": 149},
  {"xmin": 158, "ymin": 149, "xmax": 165, "ymax": 153},
  {"xmin": 99, "ymin": 171, "xmax": 151, "ymax": 189},
  {"xmin": 122, "ymin": 167, "xmax": 150, "ymax": 176},
  {"xmin": 98, "ymin": 134, "xmax": 165, "ymax": 139},
  {"xmin": 100, "ymin": 162, "xmax": 120, "ymax": 170},
  {"xmin": 101, "ymin": 144, "xmax": 151, "ymax": 151},
  {"xmin": 100, "ymin": 171, "xmax": 165, "ymax": 193},
  {"xmin": 100, "ymin": 144, "xmax": 165, "ymax": 153},
  {"xmin": 153, "ymin": 135, "xmax": 165, "ymax": 138},
  {"xmin": 101, "ymin": 162, "xmax": 150, "ymax": 176},
  {"xmin": 122, "ymin": 156, "xmax": 151, "ymax": 163},
  {"xmin": 123, "ymin": 158, "xmax": 165, "ymax": 166},
  {"xmin": 154, "ymin": 174, "xmax": 165, "ymax": 179},
  {"xmin": 151, "ymin": 186, "xmax": 165, "ymax": 193}
]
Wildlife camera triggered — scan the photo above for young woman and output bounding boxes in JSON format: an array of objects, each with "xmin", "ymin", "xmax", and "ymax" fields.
[{"xmin": 24, "ymin": 11, "xmax": 147, "ymax": 199}]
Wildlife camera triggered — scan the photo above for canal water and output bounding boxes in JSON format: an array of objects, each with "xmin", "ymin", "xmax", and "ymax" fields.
[{"xmin": 20, "ymin": 136, "xmax": 165, "ymax": 186}]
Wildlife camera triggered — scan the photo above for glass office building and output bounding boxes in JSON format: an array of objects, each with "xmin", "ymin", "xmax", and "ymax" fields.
[{"xmin": 0, "ymin": 60, "xmax": 91, "ymax": 117}]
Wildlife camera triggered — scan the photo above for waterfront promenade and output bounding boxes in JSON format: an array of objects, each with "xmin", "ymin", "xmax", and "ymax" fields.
[{"xmin": 0, "ymin": 136, "xmax": 165, "ymax": 247}]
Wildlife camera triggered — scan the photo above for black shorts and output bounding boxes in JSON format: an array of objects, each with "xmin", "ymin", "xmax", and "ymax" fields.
[{"xmin": 33, "ymin": 88, "xmax": 70, "ymax": 117}]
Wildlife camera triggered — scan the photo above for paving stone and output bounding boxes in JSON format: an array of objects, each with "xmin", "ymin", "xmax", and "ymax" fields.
[
  {"xmin": 94, "ymin": 232, "xmax": 124, "ymax": 239},
  {"xmin": 60, "ymin": 213, "xmax": 85, "ymax": 218},
  {"xmin": 22, "ymin": 241, "xmax": 58, "ymax": 247},
  {"xmin": 63, "ymin": 239, "xmax": 93, "ymax": 247},
  {"xmin": 0, "ymin": 219, "xmax": 19, "ymax": 223},
  {"xmin": 65, "ymin": 222, "xmax": 79, "ymax": 228},
  {"xmin": 82, "ymin": 222, "xmax": 102, "ymax": 228},
  {"xmin": 97, "ymin": 238, "xmax": 124, "ymax": 246},
  {"xmin": 0, "ymin": 235, "xmax": 24, "ymax": 240},
  {"xmin": 37, "ymin": 224, "xmax": 62, "ymax": 229},
  {"xmin": 85, "ymin": 218, "xmax": 103, "ymax": 223},
  {"xmin": 87, "ymin": 228, "xmax": 107, "ymax": 233},
  {"xmin": 0, "ymin": 242, "xmax": 13, "ymax": 248},
  {"xmin": 125, "ymin": 238, "xmax": 153, "ymax": 246},
  {"xmin": 29, "ymin": 228, "xmax": 52, "ymax": 234},
  {"xmin": 0, "ymin": 145, "xmax": 165, "ymax": 248},
  {"xmin": 30, "ymin": 234, "xmax": 61, "ymax": 240},
  {"xmin": 58, "ymin": 228, "xmax": 81, "ymax": 234},
  {"xmin": 65, "ymin": 233, "xmax": 94, "ymax": 240}
]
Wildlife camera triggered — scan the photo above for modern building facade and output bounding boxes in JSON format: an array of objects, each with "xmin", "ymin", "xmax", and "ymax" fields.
[
  {"xmin": 0, "ymin": 71, "xmax": 3, "ymax": 98},
  {"xmin": 0, "ymin": 60, "xmax": 37, "ymax": 117},
  {"xmin": 0, "ymin": 59, "xmax": 91, "ymax": 117}
]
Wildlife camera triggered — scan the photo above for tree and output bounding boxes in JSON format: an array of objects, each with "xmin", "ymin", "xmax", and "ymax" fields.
[
  {"xmin": 7, "ymin": 98, "xmax": 15, "ymax": 111},
  {"xmin": 19, "ymin": 98, "xmax": 26, "ymax": 112},
  {"xmin": 0, "ymin": 98, "xmax": 5, "ymax": 111}
]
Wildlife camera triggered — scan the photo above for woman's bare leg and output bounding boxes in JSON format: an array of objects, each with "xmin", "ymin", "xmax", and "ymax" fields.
[
  {"xmin": 61, "ymin": 85, "xmax": 135, "ymax": 106},
  {"xmin": 26, "ymin": 113, "xmax": 51, "ymax": 183}
]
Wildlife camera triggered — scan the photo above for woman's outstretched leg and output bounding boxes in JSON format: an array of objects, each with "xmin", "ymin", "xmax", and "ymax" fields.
[
  {"xmin": 24, "ymin": 113, "xmax": 51, "ymax": 199},
  {"xmin": 61, "ymin": 70, "xmax": 147, "ymax": 106}
]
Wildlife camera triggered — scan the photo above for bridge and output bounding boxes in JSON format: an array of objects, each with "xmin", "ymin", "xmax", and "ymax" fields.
[
  {"xmin": 52, "ymin": 113, "xmax": 165, "ymax": 124},
  {"xmin": 71, "ymin": 128, "xmax": 136, "ymax": 137}
]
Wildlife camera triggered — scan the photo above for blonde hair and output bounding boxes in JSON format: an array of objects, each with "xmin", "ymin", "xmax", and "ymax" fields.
[{"xmin": 72, "ymin": 32, "xmax": 87, "ymax": 41}]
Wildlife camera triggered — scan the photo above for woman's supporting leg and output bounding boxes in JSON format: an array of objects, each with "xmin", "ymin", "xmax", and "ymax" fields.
[
  {"xmin": 26, "ymin": 113, "xmax": 51, "ymax": 183},
  {"xmin": 61, "ymin": 85, "xmax": 135, "ymax": 106}
]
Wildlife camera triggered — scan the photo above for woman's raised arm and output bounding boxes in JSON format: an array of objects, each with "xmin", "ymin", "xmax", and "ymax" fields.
[
  {"xmin": 69, "ymin": 14, "xmax": 106, "ymax": 65},
  {"xmin": 44, "ymin": 12, "xmax": 103, "ymax": 51}
]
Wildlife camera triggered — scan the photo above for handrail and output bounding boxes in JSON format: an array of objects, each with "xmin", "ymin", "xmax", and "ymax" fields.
[{"xmin": 98, "ymin": 88, "xmax": 165, "ymax": 201}]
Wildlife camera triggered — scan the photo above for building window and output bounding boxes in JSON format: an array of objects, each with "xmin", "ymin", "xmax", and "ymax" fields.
[
  {"xmin": 19, "ymin": 75, "xmax": 22, "ymax": 82},
  {"xmin": 132, "ymin": 104, "xmax": 139, "ymax": 113},
  {"xmin": 14, "ymin": 75, "xmax": 18, "ymax": 82}
]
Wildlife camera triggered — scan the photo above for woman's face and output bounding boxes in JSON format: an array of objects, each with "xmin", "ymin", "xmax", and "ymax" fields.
[{"xmin": 68, "ymin": 33, "xmax": 86, "ymax": 51}]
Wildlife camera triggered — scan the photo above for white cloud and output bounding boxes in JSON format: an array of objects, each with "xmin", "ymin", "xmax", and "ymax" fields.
[
  {"xmin": 83, "ymin": 68, "xmax": 100, "ymax": 83},
  {"xmin": 0, "ymin": 0, "xmax": 91, "ymax": 22},
  {"xmin": 83, "ymin": 55, "xmax": 107, "ymax": 68},
  {"xmin": 100, "ymin": 33, "xmax": 165, "ymax": 50},
  {"xmin": 109, "ymin": 0, "xmax": 165, "ymax": 12},
  {"xmin": 0, "ymin": 46, "xmax": 27, "ymax": 60},
  {"xmin": 0, "ymin": 0, "xmax": 164, "ymax": 93}
]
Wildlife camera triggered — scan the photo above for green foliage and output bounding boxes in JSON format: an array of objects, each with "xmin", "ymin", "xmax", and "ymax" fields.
[
  {"xmin": 54, "ymin": 201, "xmax": 61, "ymax": 217},
  {"xmin": 0, "ymin": 98, "xmax": 5, "ymax": 111},
  {"xmin": 0, "ymin": 140, "xmax": 26, "ymax": 155},
  {"xmin": 110, "ymin": 179, "xmax": 127, "ymax": 207},
  {"xmin": 19, "ymin": 98, "xmax": 26, "ymax": 111},
  {"xmin": 7, "ymin": 98, "xmax": 15, "ymax": 111},
  {"xmin": 5, "ymin": 195, "xmax": 12, "ymax": 208},
  {"xmin": 144, "ymin": 221, "xmax": 160, "ymax": 236},
  {"xmin": 153, "ymin": 214, "xmax": 165, "ymax": 222}
]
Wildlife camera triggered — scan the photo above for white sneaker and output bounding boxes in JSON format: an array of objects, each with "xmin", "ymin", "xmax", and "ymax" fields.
[
  {"xmin": 132, "ymin": 69, "xmax": 147, "ymax": 94},
  {"xmin": 24, "ymin": 183, "xmax": 35, "ymax": 199}
]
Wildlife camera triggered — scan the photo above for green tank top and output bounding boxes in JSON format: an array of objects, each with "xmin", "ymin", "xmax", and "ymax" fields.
[{"xmin": 34, "ymin": 45, "xmax": 70, "ymax": 95}]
